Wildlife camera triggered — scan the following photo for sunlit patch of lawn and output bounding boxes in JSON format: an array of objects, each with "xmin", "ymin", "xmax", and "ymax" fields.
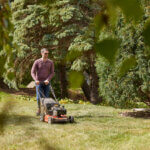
[{"xmin": 0, "ymin": 92, "xmax": 150, "ymax": 150}]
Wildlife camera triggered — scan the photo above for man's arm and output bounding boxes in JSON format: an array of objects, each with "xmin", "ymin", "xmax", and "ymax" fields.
[
  {"xmin": 31, "ymin": 61, "xmax": 38, "ymax": 81},
  {"xmin": 46, "ymin": 61, "xmax": 55, "ymax": 81}
]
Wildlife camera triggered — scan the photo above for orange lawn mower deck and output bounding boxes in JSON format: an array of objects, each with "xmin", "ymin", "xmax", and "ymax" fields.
[
  {"xmin": 44, "ymin": 114, "xmax": 74, "ymax": 124},
  {"xmin": 38, "ymin": 84, "xmax": 74, "ymax": 124}
]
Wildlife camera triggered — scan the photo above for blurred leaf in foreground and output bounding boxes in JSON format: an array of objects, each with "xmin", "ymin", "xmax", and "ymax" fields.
[
  {"xmin": 95, "ymin": 38, "xmax": 121, "ymax": 64},
  {"xmin": 69, "ymin": 71, "xmax": 84, "ymax": 89},
  {"xmin": 143, "ymin": 19, "xmax": 150, "ymax": 48},
  {"xmin": 38, "ymin": 137, "xmax": 57, "ymax": 150},
  {"xmin": 118, "ymin": 56, "xmax": 137, "ymax": 77},
  {"xmin": 66, "ymin": 50, "xmax": 82, "ymax": 62},
  {"xmin": 94, "ymin": 12, "xmax": 109, "ymax": 37},
  {"xmin": 108, "ymin": 0, "xmax": 144, "ymax": 22}
]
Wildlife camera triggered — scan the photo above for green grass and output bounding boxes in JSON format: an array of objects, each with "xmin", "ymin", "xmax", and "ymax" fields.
[{"xmin": 0, "ymin": 92, "xmax": 150, "ymax": 150}]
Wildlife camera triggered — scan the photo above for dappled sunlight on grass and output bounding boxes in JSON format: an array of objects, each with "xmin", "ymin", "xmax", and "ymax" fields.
[{"xmin": 0, "ymin": 93, "xmax": 150, "ymax": 150}]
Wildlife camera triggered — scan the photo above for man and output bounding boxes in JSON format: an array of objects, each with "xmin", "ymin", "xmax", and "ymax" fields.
[{"xmin": 31, "ymin": 48, "xmax": 55, "ymax": 115}]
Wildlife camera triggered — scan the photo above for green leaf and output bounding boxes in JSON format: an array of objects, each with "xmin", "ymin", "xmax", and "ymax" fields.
[
  {"xmin": 37, "ymin": 0, "xmax": 55, "ymax": 5},
  {"xmin": 69, "ymin": 71, "xmax": 84, "ymax": 89},
  {"xmin": 0, "ymin": 56, "xmax": 6, "ymax": 76},
  {"xmin": 7, "ymin": 71, "xmax": 15, "ymax": 80},
  {"xmin": 95, "ymin": 38, "xmax": 121, "ymax": 64},
  {"xmin": 66, "ymin": 50, "xmax": 82, "ymax": 62},
  {"xmin": 3, "ymin": 44, "xmax": 12, "ymax": 54},
  {"xmin": 94, "ymin": 13, "xmax": 109, "ymax": 37},
  {"xmin": 118, "ymin": 56, "xmax": 137, "ymax": 77},
  {"xmin": 109, "ymin": 0, "xmax": 144, "ymax": 22},
  {"xmin": 143, "ymin": 19, "xmax": 150, "ymax": 47}
]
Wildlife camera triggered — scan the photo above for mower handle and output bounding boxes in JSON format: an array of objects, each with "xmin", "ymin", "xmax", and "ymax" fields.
[{"xmin": 37, "ymin": 82, "xmax": 59, "ymax": 103}]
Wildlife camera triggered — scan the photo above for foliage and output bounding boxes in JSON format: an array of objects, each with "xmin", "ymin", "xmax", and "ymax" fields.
[
  {"xmin": 95, "ymin": 38, "xmax": 121, "ymax": 65},
  {"xmin": 0, "ymin": 1, "xmax": 17, "ymax": 88},
  {"xmin": 11, "ymin": 0, "xmax": 95, "ymax": 85},
  {"xmin": 96, "ymin": 13, "xmax": 150, "ymax": 108},
  {"xmin": 15, "ymin": 94, "xmax": 90, "ymax": 104},
  {"xmin": 59, "ymin": 98, "xmax": 91, "ymax": 104},
  {"xmin": 11, "ymin": 0, "xmax": 102, "ymax": 104},
  {"xmin": 68, "ymin": 71, "xmax": 84, "ymax": 89},
  {"xmin": 68, "ymin": 28, "xmax": 95, "ymax": 70},
  {"xmin": 1, "ymin": 0, "xmax": 150, "ymax": 107}
]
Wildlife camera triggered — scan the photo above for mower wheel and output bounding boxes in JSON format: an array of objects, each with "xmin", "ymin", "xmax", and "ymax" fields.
[
  {"xmin": 69, "ymin": 116, "xmax": 74, "ymax": 123},
  {"xmin": 48, "ymin": 117, "xmax": 54, "ymax": 124},
  {"xmin": 40, "ymin": 114, "xmax": 45, "ymax": 122}
]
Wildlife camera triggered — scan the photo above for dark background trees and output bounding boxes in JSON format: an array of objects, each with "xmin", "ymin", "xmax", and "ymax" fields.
[{"xmin": 0, "ymin": 0, "xmax": 150, "ymax": 107}]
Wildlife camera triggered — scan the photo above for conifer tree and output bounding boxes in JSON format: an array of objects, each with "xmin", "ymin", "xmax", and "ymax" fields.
[{"xmin": 11, "ymin": 0, "xmax": 101, "ymax": 101}]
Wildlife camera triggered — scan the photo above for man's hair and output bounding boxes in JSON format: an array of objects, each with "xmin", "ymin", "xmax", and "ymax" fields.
[{"xmin": 41, "ymin": 48, "xmax": 48, "ymax": 53}]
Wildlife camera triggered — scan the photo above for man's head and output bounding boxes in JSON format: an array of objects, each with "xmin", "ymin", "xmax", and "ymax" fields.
[{"xmin": 41, "ymin": 48, "xmax": 49, "ymax": 59}]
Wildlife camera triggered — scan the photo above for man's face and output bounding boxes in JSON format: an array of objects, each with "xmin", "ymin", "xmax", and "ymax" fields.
[{"xmin": 41, "ymin": 50, "xmax": 49, "ymax": 59}]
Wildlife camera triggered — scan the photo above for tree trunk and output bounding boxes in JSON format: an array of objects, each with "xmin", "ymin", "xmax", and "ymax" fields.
[
  {"xmin": 81, "ymin": 79, "xmax": 91, "ymax": 101},
  {"xmin": 89, "ymin": 53, "xmax": 102, "ymax": 104},
  {"xmin": 59, "ymin": 63, "xmax": 68, "ymax": 98},
  {"xmin": 0, "ymin": 78, "xmax": 8, "ymax": 89}
]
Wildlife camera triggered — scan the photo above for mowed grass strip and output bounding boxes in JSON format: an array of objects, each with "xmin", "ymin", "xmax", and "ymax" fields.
[{"xmin": 0, "ymin": 92, "xmax": 150, "ymax": 150}]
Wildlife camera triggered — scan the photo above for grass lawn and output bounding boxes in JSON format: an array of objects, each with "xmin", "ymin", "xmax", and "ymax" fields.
[{"xmin": 0, "ymin": 92, "xmax": 150, "ymax": 150}]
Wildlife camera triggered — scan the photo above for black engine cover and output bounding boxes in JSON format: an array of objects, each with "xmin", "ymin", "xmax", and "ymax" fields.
[{"xmin": 46, "ymin": 103, "xmax": 67, "ymax": 116}]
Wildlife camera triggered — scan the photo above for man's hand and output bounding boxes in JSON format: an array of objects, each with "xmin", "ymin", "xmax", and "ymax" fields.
[
  {"xmin": 35, "ymin": 80, "xmax": 40, "ymax": 85},
  {"xmin": 44, "ymin": 80, "xmax": 49, "ymax": 85}
]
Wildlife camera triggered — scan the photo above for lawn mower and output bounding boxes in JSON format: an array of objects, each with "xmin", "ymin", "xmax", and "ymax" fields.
[{"xmin": 38, "ymin": 83, "xmax": 74, "ymax": 124}]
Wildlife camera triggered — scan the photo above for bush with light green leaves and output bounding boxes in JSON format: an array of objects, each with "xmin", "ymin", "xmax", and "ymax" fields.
[{"xmin": 96, "ymin": 10, "xmax": 150, "ymax": 108}]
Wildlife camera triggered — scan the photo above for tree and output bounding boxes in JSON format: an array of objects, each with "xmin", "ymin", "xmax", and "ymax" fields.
[
  {"xmin": 11, "ymin": 0, "xmax": 101, "ymax": 101},
  {"xmin": 68, "ymin": 28, "xmax": 102, "ymax": 104},
  {"xmin": 0, "ymin": 1, "xmax": 17, "ymax": 89},
  {"xmin": 96, "ymin": 2, "xmax": 150, "ymax": 107}
]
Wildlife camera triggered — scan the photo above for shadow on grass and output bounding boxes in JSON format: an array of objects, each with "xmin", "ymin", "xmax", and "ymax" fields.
[
  {"xmin": 7, "ymin": 114, "xmax": 38, "ymax": 126},
  {"xmin": 2, "ymin": 114, "xmax": 60, "ymax": 150},
  {"xmin": 38, "ymin": 137, "xmax": 61, "ymax": 150},
  {"xmin": 120, "ymin": 112, "xmax": 150, "ymax": 119},
  {"xmin": 74, "ymin": 115, "xmax": 113, "ymax": 119}
]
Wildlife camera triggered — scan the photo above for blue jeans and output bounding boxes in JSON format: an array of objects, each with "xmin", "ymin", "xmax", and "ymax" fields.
[{"xmin": 36, "ymin": 83, "xmax": 50, "ymax": 108}]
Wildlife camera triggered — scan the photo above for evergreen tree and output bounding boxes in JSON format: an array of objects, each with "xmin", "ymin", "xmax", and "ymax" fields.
[
  {"xmin": 96, "ymin": 5, "xmax": 150, "ymax": 107},
  {"xmin": 68, "ymin": 28, "xmax": 102, "ymax": 104},
  {"xmin": 0, "ymin": 1, "xmax": 17, "ymax": 88},
  {"xmin": 11, "ymin": 0, "xmax": 101, "ymax": 101}
]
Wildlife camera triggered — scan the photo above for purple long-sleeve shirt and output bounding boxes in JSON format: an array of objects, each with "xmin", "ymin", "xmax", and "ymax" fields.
[{"xmin": 31, "ymin": 58, "xmax": 55, "ymax": 82}]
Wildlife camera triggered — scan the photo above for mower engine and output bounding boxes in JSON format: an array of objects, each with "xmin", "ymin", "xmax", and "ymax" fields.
[
  {"xmin": 40, "ymin": 98, "xmax": 74, "ymax": 124},
  {"xmin": 46, "ymin": 103, "xmax": 67, "ymax": 116}
]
